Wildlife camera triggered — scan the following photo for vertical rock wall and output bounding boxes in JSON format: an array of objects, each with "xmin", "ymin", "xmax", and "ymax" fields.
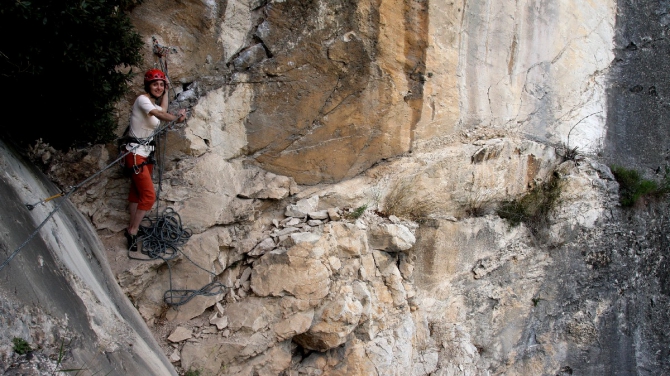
[
  {"xmin": 239, "ymin": 0, "xmax": 423, "ymax": 184},
  {"xmin": 128, "ymin": 0, "xmax": 615, "ymax": 183},
  {"xmin": 454, "ymin": 0, "xmax": 614, "ymax": 150},
  {"xmin": 604, "ymin": 0, "xmax": 670, "ymax": 170}
]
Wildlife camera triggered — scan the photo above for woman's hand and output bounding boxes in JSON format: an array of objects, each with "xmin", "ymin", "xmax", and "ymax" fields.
[{"xmin": 176, "ymin": 109, "xmax": 186, "ymax": 123}]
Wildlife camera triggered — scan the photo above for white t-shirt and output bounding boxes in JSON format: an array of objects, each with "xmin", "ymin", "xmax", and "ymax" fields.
[{"xmin": 127, "ymin": 95, "xmax": 163, "ymax": 157}]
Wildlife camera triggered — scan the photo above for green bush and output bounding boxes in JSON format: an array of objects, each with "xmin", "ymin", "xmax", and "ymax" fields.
[
  {"xmin": 12, "ymin": 337, "xmax": 31, "ymax": 355},
  {"xmin": 0, "ymin": 0, "xmax": 144, "ymax": 148},
  {"xmin": 497, "ymin": 173, "xmax": 562, "ymax": 233},
  {"xmin": 610, "ymin": 165, "xmax": 669, "ymax": 207},
  {"xmin": 347, "ymin": 204, "xmax": 368, "ymax": 220}
]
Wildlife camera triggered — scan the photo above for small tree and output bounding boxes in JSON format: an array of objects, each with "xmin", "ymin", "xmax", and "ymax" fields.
[{"xmin": 0, "ymin": 0, "xmax": 144, "ymax": 148}]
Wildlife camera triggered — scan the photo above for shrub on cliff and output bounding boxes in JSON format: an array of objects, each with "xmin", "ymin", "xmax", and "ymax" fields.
[
  {"xmin": 497, "ymin": 173, "xmax": 562, "ymax": 233},
  {"xmin": 610, "ymin": 165, "xmax": 670, "ymax": 207},
  {"xmin": 0, "ymin": 0, "xmax": 143, "ymax": 148}
]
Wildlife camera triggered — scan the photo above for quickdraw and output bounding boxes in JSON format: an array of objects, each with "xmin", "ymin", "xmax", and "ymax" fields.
[{"xmin": 131, "ymin": 152, "xmax": 156, "ymax": 175}]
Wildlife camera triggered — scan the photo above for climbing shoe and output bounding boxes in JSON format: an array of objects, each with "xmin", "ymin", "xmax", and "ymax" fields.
[{"xmin": 124, "ymin": 229, "xmax": 138, "ymax": 252}]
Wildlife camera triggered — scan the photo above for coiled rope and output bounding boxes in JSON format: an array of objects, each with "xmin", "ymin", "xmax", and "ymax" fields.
[{"xmin": 129, "ymin": 208, "xmax": 225, "ymax": 306}]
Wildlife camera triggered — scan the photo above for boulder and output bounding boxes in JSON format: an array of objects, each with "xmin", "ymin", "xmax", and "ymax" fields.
[
  {"xmin": 167, "ymin": 327, "xmax": 192, "ymax": 343},
  {"xmin": 273, "ymin": 310, "xmax": 315, "ymax": 340},
  {"xmin": 251, "ymin": 251, "xmax": 330, "ymax": 301},
  {"xmin": 367, "ymin": 223, "xmax": 416, "ymax": 252},
  {"xmin": 327, "ymin": 207, "xmax": 341, "ymax": 221},
  {"xmin": 289, "ymin": 232, "xmax": 322, "ymax": 245},
  {"xmin": 238, "ymin": 169, "xmax": 293, "ymax": 200},
  {"xmin": 226, "ymin": 298, "xmax": 281, "ymax": 332},
  {"xmin": 232, "ymin": 43, "xmax": 268, "ymax": 70},
  {"xmin": 308, "ymin": 210, "xmax": 329, "ymax": 220},
  {"xmin": 293, "ymin": 291, "xmax": 364, "ymax": 351},
  {"xmin": 329, "ymin": 222, "xmax": 369, "ymax": 256},
  {"xmin": 285, "ymin": 196, "xmax": 319, "ymax": 217},
  {"xmin": 210, "ymin": 314, "xmax": 229, "ymax": 330}
]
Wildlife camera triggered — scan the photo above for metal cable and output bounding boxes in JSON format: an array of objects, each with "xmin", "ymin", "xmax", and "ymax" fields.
[{"xmin": 0, "ymin": 199, "xmax": 67, "ymax": 272}]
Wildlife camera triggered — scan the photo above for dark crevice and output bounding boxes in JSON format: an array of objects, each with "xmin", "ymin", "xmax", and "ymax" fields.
[
  {"xmin": 402, "ymin": 0, "xmax": 429, "ymax": 148},
  {"xmin": 253, "ymin": 35, "xmax": 273, "ymax": 59}
]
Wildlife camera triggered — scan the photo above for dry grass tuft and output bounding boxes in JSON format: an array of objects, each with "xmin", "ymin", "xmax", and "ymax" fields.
[{"xmin": 382, "ymin": 177, "xmax": 437, "ymax": 222}]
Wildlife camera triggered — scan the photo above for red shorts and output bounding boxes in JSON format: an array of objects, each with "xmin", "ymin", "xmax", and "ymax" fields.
[{"xmin": 126, "ymin": 154, "xmax": 155, "ymax": 211}]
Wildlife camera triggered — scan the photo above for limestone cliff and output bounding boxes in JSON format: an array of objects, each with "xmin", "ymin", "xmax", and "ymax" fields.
[{"xmin": 4, "ymin": 0, "xmax": 670, "ymax": 375}]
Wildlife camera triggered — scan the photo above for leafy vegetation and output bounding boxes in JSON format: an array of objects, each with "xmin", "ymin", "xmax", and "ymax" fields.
[
  {"xmin": 497, "ymin": 173, "xmax": 562, "ymax": 233},
  {"xmin": 12, "ymin": 337, "xmax": 31, "ymax": 355},
  {"xmin": 347, "ymin": 204, "xmax": 368, "ymax": 220},
  {"xmin": 610, "ymin": 165, "xmax": 670, "ymax": 207},
  {"xmin": 0, "ymin": 0, "xmax": 144, "ymax": 148},
  {"xmin": 185, "ymin": 369, "xmax": 201, "ymax": 376}
]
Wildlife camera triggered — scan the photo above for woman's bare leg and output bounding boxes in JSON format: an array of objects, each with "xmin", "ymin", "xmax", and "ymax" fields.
[
  {"xmin": 128, "ymin": 207, "xmax": 146, "ymax": 235},
  {"xmin": 128, "ymin": 202, "xmax": 138, "ymax": 226}
]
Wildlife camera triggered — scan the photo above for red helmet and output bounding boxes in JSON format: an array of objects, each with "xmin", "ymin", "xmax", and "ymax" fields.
[{"xmin": 144, "ymin": 69, "xmax": 166, "ymax": 84}]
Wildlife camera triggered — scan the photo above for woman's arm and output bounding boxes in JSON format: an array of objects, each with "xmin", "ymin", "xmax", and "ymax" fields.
[
  {"xmin": 148, "ymin": 108, "xmax": 186, "ymax": 123},
  {"xmin": 149, "ymin": 83, "xmax": 186, "ymax": 122},
  {"xmin": 160, "ymin": 83, "xmax": 169, "ymax": 110}
]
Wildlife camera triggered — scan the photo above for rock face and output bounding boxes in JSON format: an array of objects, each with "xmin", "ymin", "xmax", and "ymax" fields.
[
  {"xmin": 604, "ymin": 0, "xmax": 670, "ymax": 171},
  {"xmin": 12, "ymin": 0, "xmax": 670, "ymax": 375},
  {"xmin": 169, "ymin": 198, "xmax": 422, "ymax": 374},
  {"xmin": 0, "ymin": 141, "xmax": 175, "ymax": 375},
  {"xmin": 241, "ymin": 0, "xmax": 419, "ymax": 184}
]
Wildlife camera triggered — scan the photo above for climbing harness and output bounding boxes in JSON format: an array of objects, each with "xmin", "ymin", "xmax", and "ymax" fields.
[
  {"xmin": 131, "ymin": 154, "xmax": 156, "ymax": 175},
  {"xmin": 117, "ymin": 129, "xmax": 156, "ymax": 176}
]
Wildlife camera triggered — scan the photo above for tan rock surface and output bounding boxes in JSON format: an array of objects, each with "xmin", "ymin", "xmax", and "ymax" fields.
[
  {"xmin": 250, "ymin": 251, "xmax": 331, "ymax": 301},
  {"xmin": 167, "ymin": 327, "xmax": 192, "ymax": 343},
  {"xmin": 294, "ymin": 290, "xmax": 364, "ymax": 351},
  {"xmin": 273, "ymin": 310, "xmax": 315, "ymax": 341},
  {"xmin": 368, "ymin": 223, "xmax": 416, "ymax": 252}
]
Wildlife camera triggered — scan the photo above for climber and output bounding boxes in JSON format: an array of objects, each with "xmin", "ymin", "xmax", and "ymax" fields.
[{"xmin": 124, "ymin": 68, "xmax": 186, "ymax": 251}]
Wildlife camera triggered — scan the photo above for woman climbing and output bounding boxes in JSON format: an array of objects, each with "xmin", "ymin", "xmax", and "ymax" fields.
[{"xmin": 124, "ymin": 69, "xmax": 186, "ymax": 251}]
